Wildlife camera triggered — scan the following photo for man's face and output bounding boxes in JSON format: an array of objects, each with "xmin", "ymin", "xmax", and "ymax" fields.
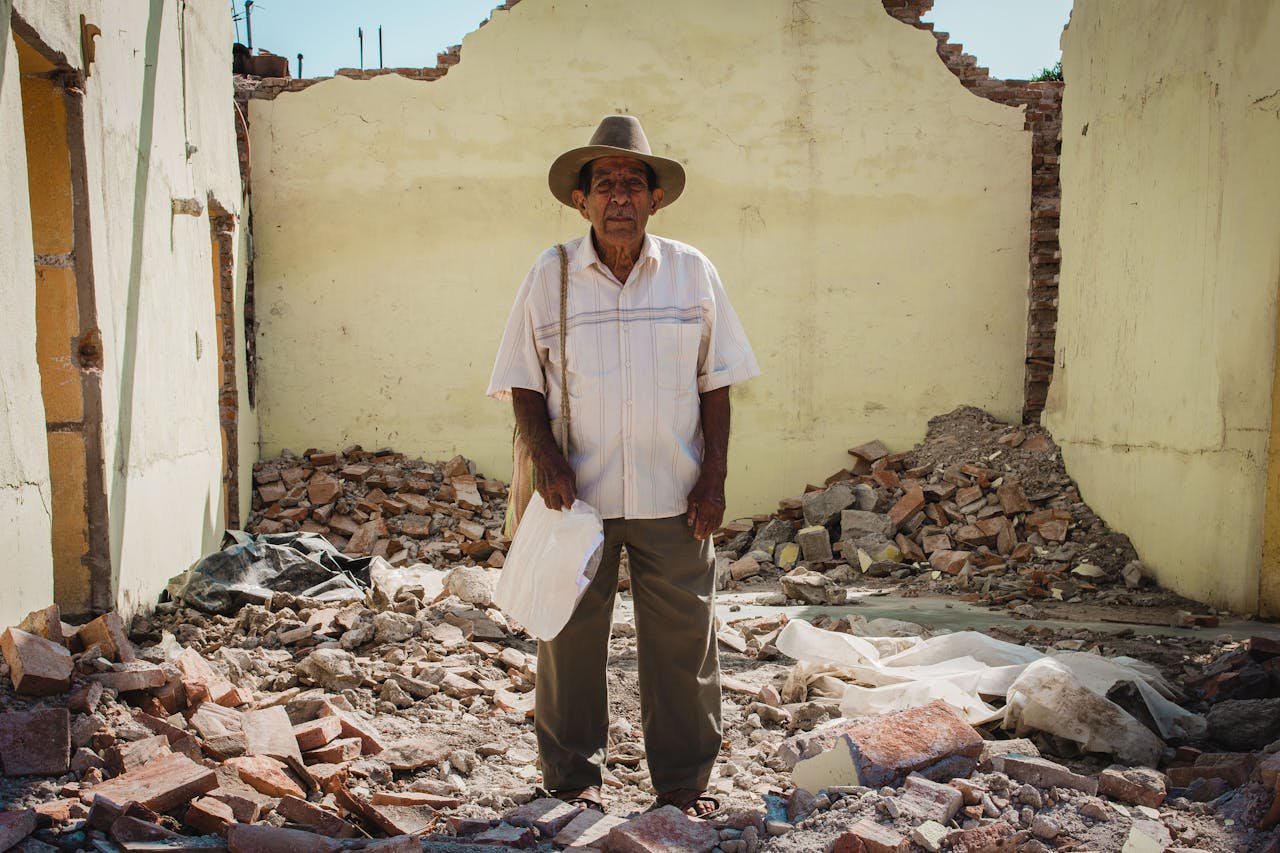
[{"xmin": 570, "ymin": 156, "xmax": 665, "ymax": 248}]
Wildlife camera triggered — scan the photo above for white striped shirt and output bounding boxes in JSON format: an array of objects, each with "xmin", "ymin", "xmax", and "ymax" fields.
[{"xmin": 487, "ymin": 230, "xmax": 760, "ymax": 520}]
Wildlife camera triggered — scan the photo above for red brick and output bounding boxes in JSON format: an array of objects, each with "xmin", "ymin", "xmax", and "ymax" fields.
[
  {"xmin": 17, "ymin": 605, "xmax": 66, "ymax": 645},
  {"xmin": 370, "ymin": 790, "xmax": 460, "ymax": 808},
  {"xmin": 292, "ymin": 715, "xmax": 343, "ymax": 751},
  {"xmin": 227, "ymin": 754, "xmax": 305, "ymax": 799},
  {"xmin": 834, "ymin": 820, "xmax": 908, "ymax": 853},
  {"xmin": 848, "ymin": 440, "xmax": 890, "ymax": 463},
  {"xmin": 243, "ymin": 707, "xmax": 304, "ymax": 766},
  {"xmin": 501, "ymin": 797, "xmax": 581, "ymax": 836},
  {"xmin": 173, "ymin": 647, "xmax": 241, "ymax": 707},
  {"xmin": 105, "ymin": 734, "xmax": 172, "ymax": 775},
  {"xmin": 988, "ymin": 754, "xmax": 1098, "ymax": 794},
  {"xmin": 1167, "ymin": 753, "xmax": 1255, "ymax": 789},
  {"xmin": 186, "ymin": 795, "xmax": 236, "ymax": 836},
  {"xmin": 900, "ymin": 773, "xmax": 962, "ymax": 822},
  {"xmin": 77, "ymin": 612, "xmax": 136, "ymax": 663},
  {"xmin": 1, "ymin": 628, "xmax": 73, "ymax": 695},
  {"xmin": 303, "ymin": 762, "xmax": 348, "ymax": 794},
  {"xmin": 792, "ymin": 701, "xmax": 982, "ymax": 791},
  {"xmin": 944, "ymin": 821, "xmax": 1016, "ymax": 853},
  {"xmin": 90, "ymin": 663, "xmax": 168, "ymax": 693},
  {"xmin": 303, "ymin": 737, "xmax": 361, "ymax": 765},
  {"xmin": 0, "ymin": 707, "xmax": 70, "ymax": 776},
  {"xmin": 1097, "ymin": 765, "xmax": 1167, "ymax": 807},
  {"xmin": 82, "ymin": 752, "xmax": 217, "ymax": 813},
  {"xmin": 307, "ymin": 475, "xmax": 342, "ymax": 505},
  {"xmin": 227, "ymin": 823, "xmax": 344, "ymax": 853},
  {"xmin": 333, "ymin": 787, "xmax": 434, "ymax": 836},
  {"xmin": 0, "ymin": 808, "xmax": 37, "ymax": 850},
  {"xmin": 108, "ymin": 815, "xmax": 179, "ymax": 844},
  {"xmin": 275, "ymin": 794, "xmax": 359, "ymax": 837},
  {"xmin": 997, "ymin": 480, "xmax": 1032, "ymax": 515},
  {"xmin": 31, "ymin": 798, "xmax": 80, "ymax": 822},
  {"xmin": 606, "ymin": 805, "xmax": 720, "ymax": 853},
  {"xmin": 888, "ymin": 486, "xmax": 925, "ymax": 530},
  {"xmin": 929, "ymin": 550, "xmax": 970, "ymax": 575}
]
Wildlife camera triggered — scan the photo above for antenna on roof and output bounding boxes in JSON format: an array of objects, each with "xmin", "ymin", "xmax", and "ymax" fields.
[
  {"xmin": 297, "ymin": 53, "xmax": 303, "ymax": 78},
  {"xmin": 358, "ymin": 26, "xmax": 364, "ymax": 70},
  {"xmin": 244, "ymin": 0, "xmax": 254, "ymax": 50},
  {"xmin": 378, "ymin": 26, "xmax": 383, "ymax": 68}
]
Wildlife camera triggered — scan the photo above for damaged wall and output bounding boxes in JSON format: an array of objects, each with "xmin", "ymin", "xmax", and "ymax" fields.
[
  {"xmin": 1044, "ymin": 0, "xmax": 1280, "ymax": 614},
  {"xmin": 247, "ymin": 0, "xmax": 1032, "ymax": 518},
  {"xmin": 0, "ymin": 0, "xmax": 252, "ymax": 623},
  {"xmin": 0, "ymin": 11, "xmax": 56, "ymax": 626}
]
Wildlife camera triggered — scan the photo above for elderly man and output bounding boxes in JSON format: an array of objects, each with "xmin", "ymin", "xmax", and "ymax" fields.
[{"xmin": 487, "ymin": 115, "xmax": 759, "ymax": 815}]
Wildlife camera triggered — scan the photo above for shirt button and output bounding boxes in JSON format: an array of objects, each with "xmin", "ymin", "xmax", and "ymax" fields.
[
  {"xmin": 625, "ymin": 360, "xmax": 631, "ymax": 367},
  {"xmin": 626, "ymin": 400, "xmax": 633, "ymax": 406}
]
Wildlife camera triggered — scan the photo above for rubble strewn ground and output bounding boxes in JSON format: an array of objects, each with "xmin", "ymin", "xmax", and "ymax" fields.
[{"xmin": 1, "ymin": 407, "xmax": 1278, "ymax": 852}]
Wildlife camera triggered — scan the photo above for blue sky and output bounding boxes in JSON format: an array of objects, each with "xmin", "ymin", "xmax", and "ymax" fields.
[{"xmin": 241, "ymin": 0, "xmax": 1072, "ymax": 81}]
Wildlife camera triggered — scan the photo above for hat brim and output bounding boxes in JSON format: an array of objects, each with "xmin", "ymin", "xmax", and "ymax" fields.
[{"xmin": 548, "ymin": 145, "xmax": 686, "ymax": 209}]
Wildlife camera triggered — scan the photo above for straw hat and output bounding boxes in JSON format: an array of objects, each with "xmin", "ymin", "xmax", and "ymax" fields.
[{"xmin": 548, "ymin": 115, "xmax": 686, "ymax": 209}]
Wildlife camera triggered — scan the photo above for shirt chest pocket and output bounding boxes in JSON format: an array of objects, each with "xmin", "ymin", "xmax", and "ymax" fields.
[{"xmin": 656, "ymin": 323, "xmax": 702, "ymax": 393}]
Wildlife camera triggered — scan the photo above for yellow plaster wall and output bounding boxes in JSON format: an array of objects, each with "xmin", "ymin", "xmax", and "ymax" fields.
[
  {"xmin": 4, "ymin": 0, "xmax": 248, "ymax": 618},
  {"xmin": 0, "ymin": 14, "xmax": 56, "ymax": 627},
  {"xmin": 250, "ymin": 0, "xmax": 1031, "ymax": 518},
  {"xmin": 1044, "ymin": 0, "xmax": 1280, "ymax": 613}
]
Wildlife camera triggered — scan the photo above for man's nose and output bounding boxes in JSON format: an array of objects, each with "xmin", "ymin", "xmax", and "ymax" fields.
[{"xmin": 609, "ymin": 183, "xmax": 632, "ymax": 205}]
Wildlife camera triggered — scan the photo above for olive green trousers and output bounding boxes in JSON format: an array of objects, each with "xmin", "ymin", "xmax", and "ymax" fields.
[{"xmin": 535, "ymin": 515, "xmax": 722, "ymax": 794}]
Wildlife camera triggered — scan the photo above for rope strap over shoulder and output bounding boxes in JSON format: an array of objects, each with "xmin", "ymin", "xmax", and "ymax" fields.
[{"xmin": 556, "ymin": 243, "xmax": 571, "ymax": 455}]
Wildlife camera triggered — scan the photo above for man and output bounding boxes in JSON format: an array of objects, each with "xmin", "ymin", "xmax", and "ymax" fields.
[{"xmin": 487, "ymin": 115, "xmax": 759, "ymax": 814}]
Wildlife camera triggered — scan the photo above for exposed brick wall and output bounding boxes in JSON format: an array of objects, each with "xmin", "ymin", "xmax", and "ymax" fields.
[
  {"xmin": 209, "ymin": 206, "xmax": 241, "ymax": 529},
  {"xmin": 882, "ymin": 0, "xmax": 1063, "ymax": 424}
]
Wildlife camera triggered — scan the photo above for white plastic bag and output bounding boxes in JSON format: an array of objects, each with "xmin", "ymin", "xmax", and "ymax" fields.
[{"xmin": 494, "ymin": 493, "xmax": 604, "ymax": 641}]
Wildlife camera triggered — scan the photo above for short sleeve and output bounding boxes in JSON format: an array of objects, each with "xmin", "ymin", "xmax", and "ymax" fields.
[
  {"xmin": 697, "ymin": 259, "xmax": 761, "ymax": 394},
  {"xmin": 487, "ymin": 258, "xmax": 550, "ymax": 400}
]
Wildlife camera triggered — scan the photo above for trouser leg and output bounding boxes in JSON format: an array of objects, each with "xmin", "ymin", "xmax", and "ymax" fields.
[
  {"xmin": 625, "ymin": 516, "xmax": 721, "ymax": 793},
  {"xmin": 534, "ymin": 518, "xmax": 623, "ymax": 791}
]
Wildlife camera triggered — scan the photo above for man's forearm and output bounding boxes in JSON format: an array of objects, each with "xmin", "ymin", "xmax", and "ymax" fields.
[
  {"xmin": 699, "ymin": 386, "xmax": 731, "ymax": 478},
  {"xmin": 512, "ymin": 388, "xmax": 562, "ymax": 460}
]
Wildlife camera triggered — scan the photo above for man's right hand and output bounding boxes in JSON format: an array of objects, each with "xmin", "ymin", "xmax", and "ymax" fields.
[{"xmin": 533, "ymin": 446, "xmax": 577, "ymax": 511}]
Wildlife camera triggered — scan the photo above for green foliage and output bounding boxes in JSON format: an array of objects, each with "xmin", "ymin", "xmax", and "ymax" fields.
[{"xmin": 1031, "ymin": 61, "xmax": 1063, "ymax": 82}]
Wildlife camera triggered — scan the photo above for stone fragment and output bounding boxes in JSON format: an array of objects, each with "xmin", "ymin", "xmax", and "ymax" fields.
[
  {"xmin": 909, "ymin": 820, "xmax": 948, "ymax": 853},
  {"xmin": 0, "ymin": 628, "xmax": 73, "ymax": 695},
  {"xmin": 1207, "ymin": 698, "xmax": 1280, "ymax": 750},
  {"xmin": 0, "ymin": 809, "xmax": 37, "ymax": 850},
  {"xmin": 802, "ymin": 483, "xmax": 855, "ymax": 527},
  {"xmin": 796, "ymin": 525, "xmax": 833, "ymax": 562},
  {"xmin": 774, "ymin": 542, "xmax": 801, "ymax": 569},
  {"xmin": 293, "ymin": 716, "xmax": 343, "ymax": 751},
  {"xmin": 977, "ymin": 738, "xmax": 1039, "ymax": 768},
  {"xmin": 0, "ymin": 708, "xmax": 70, "ymax": 776},
  {"xmin": 275, "ymin": 795, "xmax": 359, "ymax": 837},
  {"xmin": 1097, "ymin": 765, "xmax": 1167, "ymax": 807},
  {"xmin": 751, "ymin": 518, "xmax": 793, "ymax": 554},
  {"xmin": 17, "ymin": 606, "xmax": 65, "ymax": 645},
  {"xmin": 379, "ymin": 737, "xmax": 451, "ymax": 771},
  {"xmin": 779, "ymin": 570, "xmax": 844, "ymax": 605},
  {"xmin": 606, "ymin": 805, "xmax": 720, "ymax": 853},
  {"xmin": 1166, "ymin": 752, "xmax": 1255, "ymax": 789},
  {"xmin": 443, "ymin": 565, "xmax": 495, "ymax": 606},
  {"xmin": 1120, "ymin": 819, "xmax": 1173, "ymax": 853},
  {"xmin": 840, "ymin": 510, "xmax": 892, "ymax": 541},
  {"xmin": 228, "ymin": 754, "xmax": 305, "ymax": 799},
  {"xmin": 555, "ymin": 809, "xmax": 626, "ymax": 849},
  {"xmin": 108, "ymin": 815, "xmax": 179, "ymax": 844},
  {"xmin": 728, "ymin": 555, "xmax": 761, "ymax": 581},
  {"xmin": 77, "ymin": 613, "xmax": 136, "ymax": 663},
  {"xmin": 833, "ymin": 819, "xmax": 908, "ymax": 853},
  {"xmin": 81, "ymin": 752, "xmax": 217, "ymax": 812},
  {"xmin": 792, "ymin": 701, "xmax": 982, "ymax": 792},
  {"xmin": 296, "ymin": 648, "xmax": 363, "ymax": 692},
  {"xmin": 987, "ymin": 754, "xmax": 1098, "ymax": 795}
]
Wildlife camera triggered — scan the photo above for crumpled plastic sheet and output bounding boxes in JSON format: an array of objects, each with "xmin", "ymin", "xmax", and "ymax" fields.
[
  {"xmin": 775, "ymin": 619, "xmax": 1205, "ymax": 760},
  {"xmin": 166, "ymin": 531, "xmax": 376, "ymax": 614}
]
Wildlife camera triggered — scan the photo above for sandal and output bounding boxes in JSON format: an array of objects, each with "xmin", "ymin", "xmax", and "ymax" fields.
[
  {"xmin": 537, "ymin": 785, "xmax": 605, "ymax": 813},
  {"xmin": 650, "ymin": 788, "xmax": 721, "ymax": 819}
]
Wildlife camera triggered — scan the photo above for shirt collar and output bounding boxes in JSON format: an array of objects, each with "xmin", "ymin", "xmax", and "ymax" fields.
[{"xmin": 574, "ymin": 228, "xmax": 662, "ymax": 278}]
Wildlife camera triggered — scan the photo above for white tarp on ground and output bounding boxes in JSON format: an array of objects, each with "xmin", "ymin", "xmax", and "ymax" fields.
[{"xmin": 775, "ymin": 619, "xmax": 1205, "ymax": 764}]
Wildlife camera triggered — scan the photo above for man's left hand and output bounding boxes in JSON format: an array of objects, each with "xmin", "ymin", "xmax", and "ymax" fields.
[{"xmin": 686, "ymin": 473, "xmax": 727, "ymax": 541}]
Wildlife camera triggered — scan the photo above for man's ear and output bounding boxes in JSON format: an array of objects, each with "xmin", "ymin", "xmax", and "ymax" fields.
[
  {"xmin": 570, "ymin": 189, "xmax": 590, "ymax": 219},
  {"xmin": 650, "ymin": 187, "xmax": 665, "ymax": 212}
]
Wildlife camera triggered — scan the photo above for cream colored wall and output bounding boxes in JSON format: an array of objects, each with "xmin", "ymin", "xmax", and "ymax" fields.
[
  {"xmin": 250, "ymin": 0, "xmax": 1031, "ymax": 518},
  {"xmin": 0, "ymin": 9, "xmax": 57, "ymax": 628},
  {"xmin": 4, "ymin": 0, "xmax": 247, "ymax": 618},
  {"xmin": 1044, "ymin": 0, "xmax": 1280, "ymax": 613}
]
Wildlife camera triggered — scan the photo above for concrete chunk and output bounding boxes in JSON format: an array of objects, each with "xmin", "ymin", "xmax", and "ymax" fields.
[{"xmin": 1, "ymin": 628, "xmax": 73, "ymax": 695}]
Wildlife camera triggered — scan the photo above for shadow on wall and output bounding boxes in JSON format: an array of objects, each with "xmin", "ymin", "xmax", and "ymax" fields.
[
  {"xmin": 107, "ymin": 0, "xmax": 164, "ymax": 597},
  {"xmin": 1, "ymin": 1, "xmax": 11, "ymax": 90}
]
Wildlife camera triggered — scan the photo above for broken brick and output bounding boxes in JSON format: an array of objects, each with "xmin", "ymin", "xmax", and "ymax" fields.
[
  {"xmin": 82, "ymin": 751, "xmax": 217, "ymax": 813},
  {"xmin": 76, "ymin": 612, "xmax": 136, "ymax": 663},
  {"xmin": 792, "ymin": 701, "xmax": 982, "ymax": 791},
  {"xmin": 227, "ymin": 754, "xmax": 305, "ymax": 799},
  {"xmin": 185, "ymin": 795, "xmax": 237, "ymax": 836},
  {"xmin": 275, "ymin": 794, "xmax": 359, "ymax": 837},
  {"xmin": 0, "ymin": 707, "xmax": 70, "ymax": 776},
  {"xmin": 501, "ymin": 797, "xmax": 581, "ymax": 836},
  {"xmin": 1097, "ymin": 765, "xmax": 1167, "ymax": 807},
  {"xmin": 606, "ymin": 805, "xmax": 720, "ymax": 853},
  {"xmin": 105, "ymin": 734, "xmax": 172, "ymax": 775},
  {"xmin": 1, "ymin": 628, "xmax": 73, "ymax": 695},
  {"xmin": 887, "ymin": 486, "xmax": 925, "ymax": 530},
  {"xmin": 292, "ymin": 715, "xmax": 343, "ymax": 751},
  {"xmin": 227, "ymin": 823, "xmax": 344, "ymax": 853},
  {"xmin": 243, "ymin": 706, "xmax": 304, "ymax": 766},
  {"xmin": 833, "ymin": 820, "xmax": 908, "ymax": 853}
]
